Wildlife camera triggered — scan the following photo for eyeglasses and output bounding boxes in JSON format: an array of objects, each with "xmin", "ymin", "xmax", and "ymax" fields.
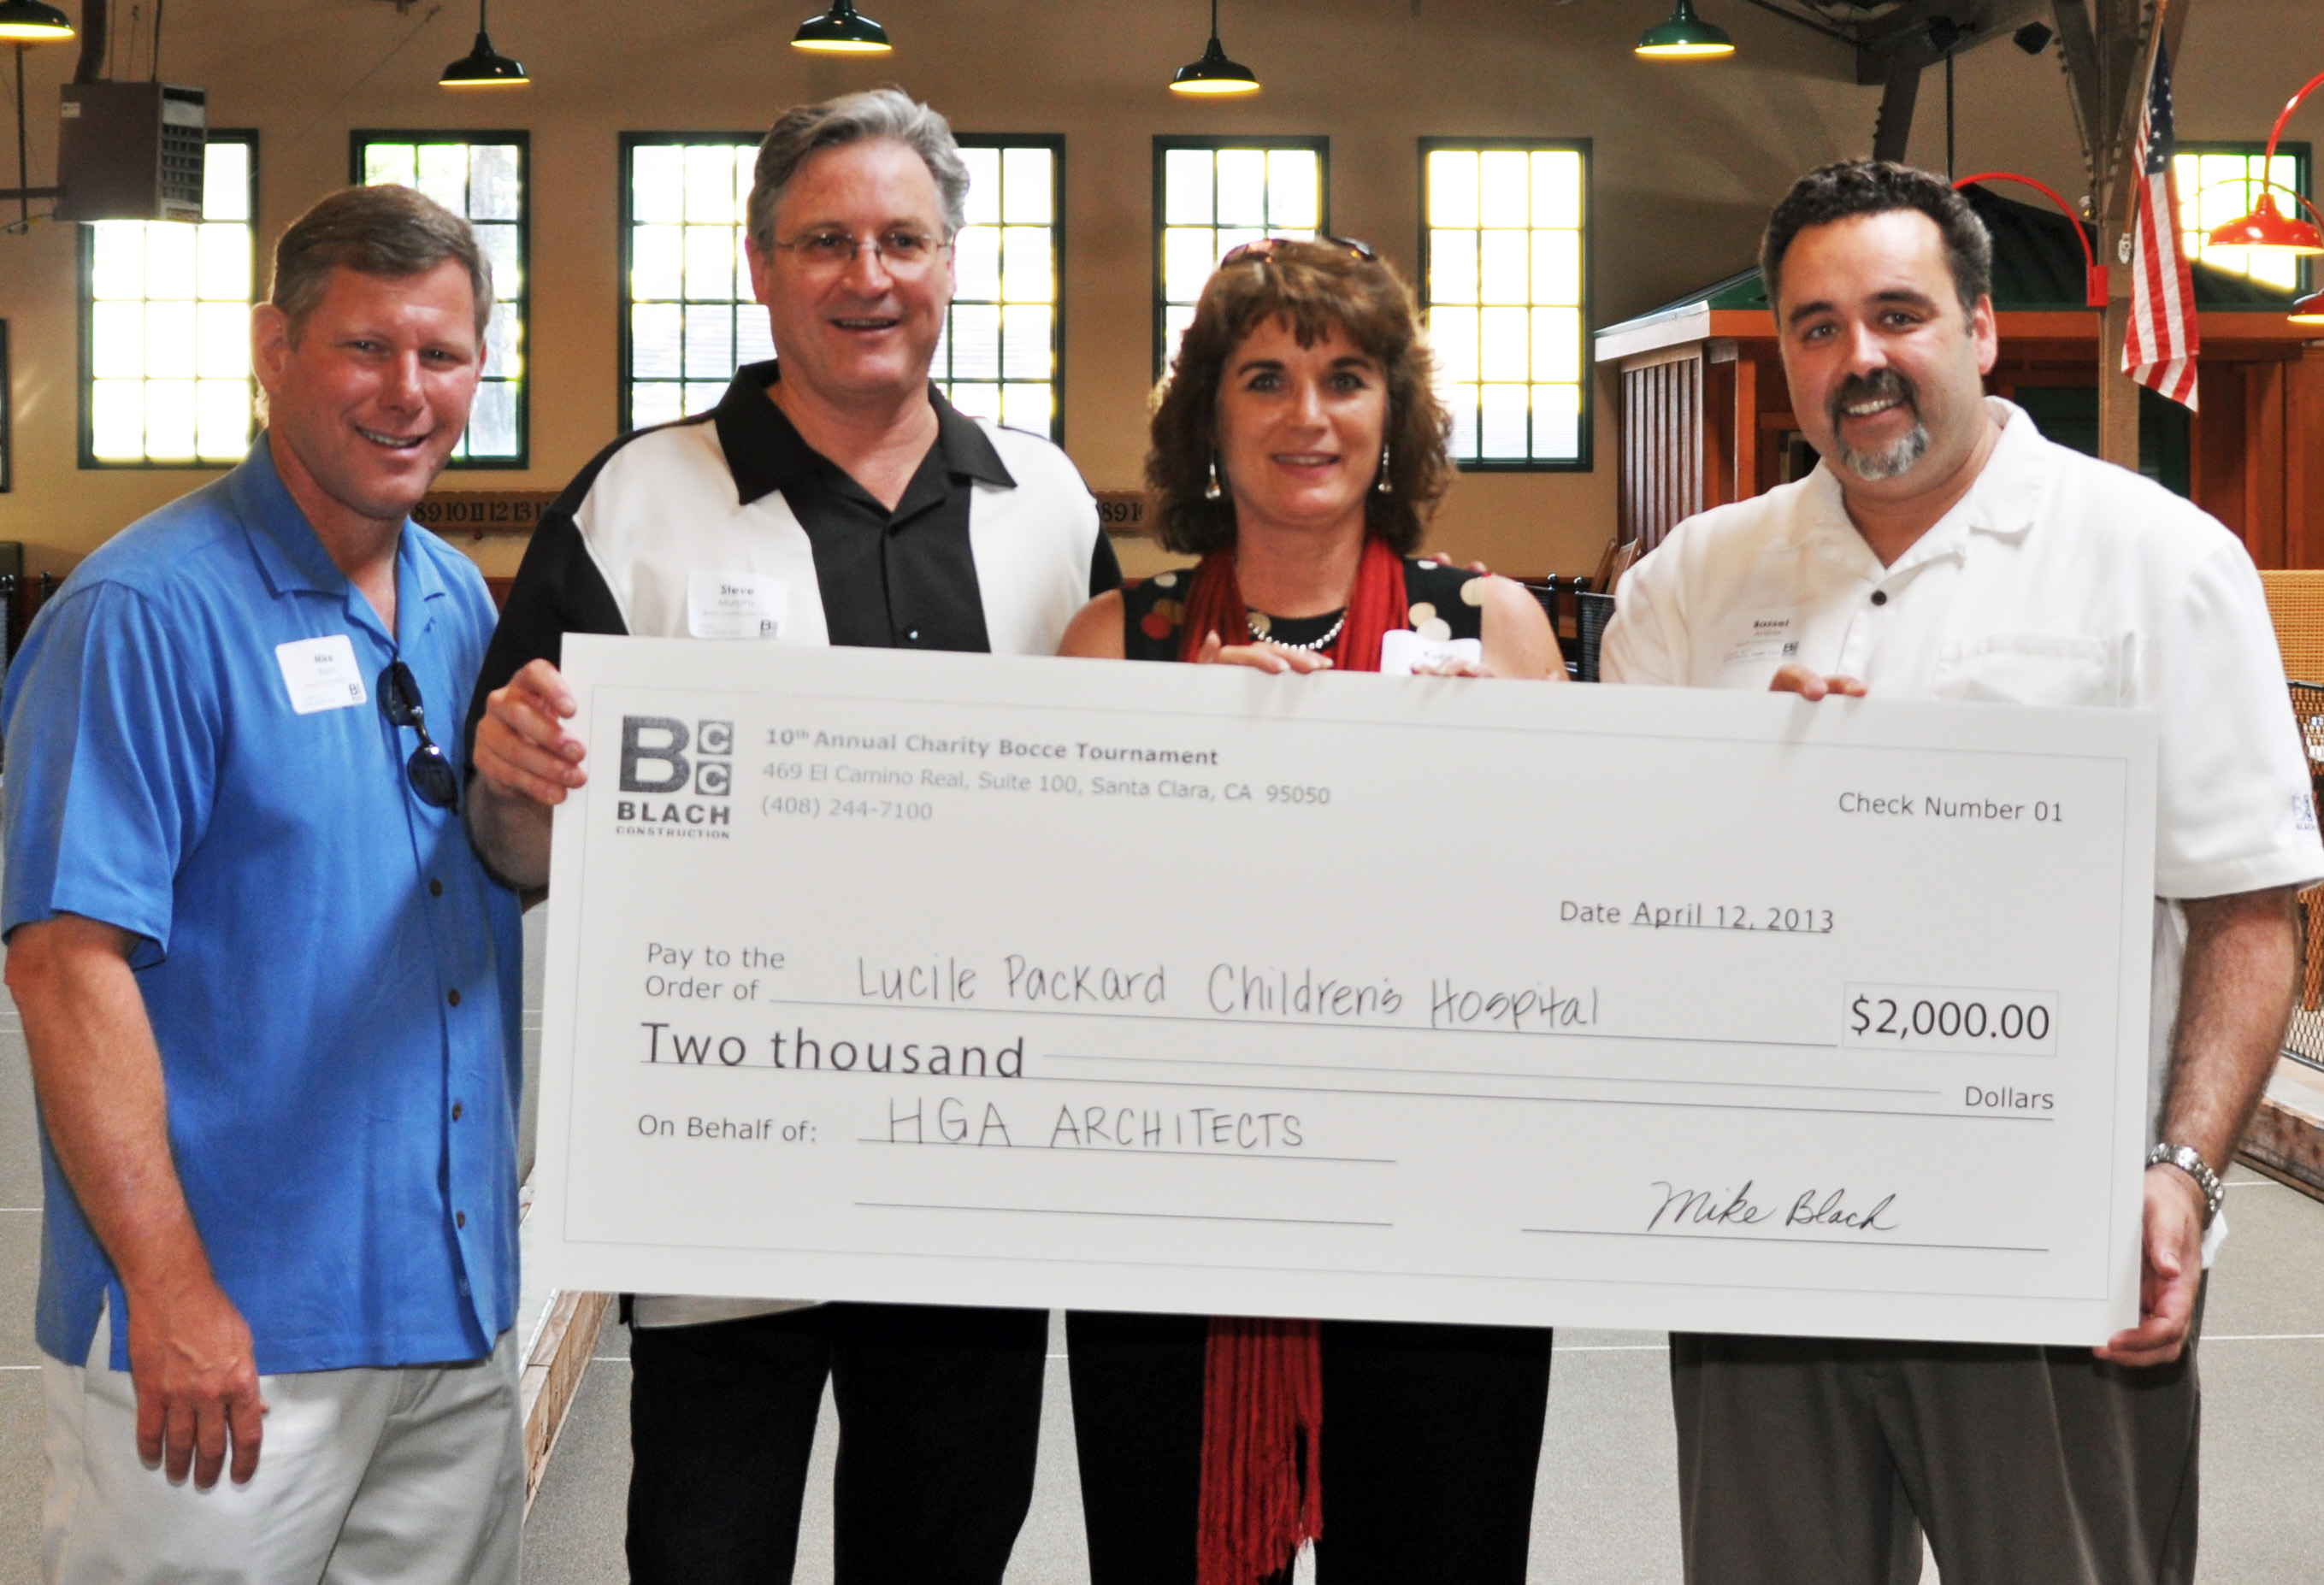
[
  {"xmin": 1218, "ymin": 235, "xmax": 1379, "ymax": 268},
  {"xmin": 379, "ymin": 661, "xmax": 459, "ymax": 811},
  {"xmin": 772, "ymin": 227, "xmax": 953, "ymax": 277}
]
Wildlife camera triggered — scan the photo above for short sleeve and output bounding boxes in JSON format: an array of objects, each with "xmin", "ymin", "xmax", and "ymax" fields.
[
  {"xmin": 1601, "ymin": 553, "xmax": 1684, "ymax": 685},
  {"xmin": 1, "ymin": 583, "xmax": 220, "ymax": 963},
  {"xmin": 2149, "ymin": 543, "xmax": 2324, "ymax": 899}
]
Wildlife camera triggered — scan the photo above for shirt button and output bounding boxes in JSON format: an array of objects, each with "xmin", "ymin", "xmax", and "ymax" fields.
[
  {"xmin": 1870, "ymin": 590, "xmax": 1888, "ymax": 606},
  {"xmin": 456, "ymin": 1211, "xmax": 467, "ymax": 1229},
  {"xmin": 452, "ymin": 1102, "xmax": 464, "ymax": 1121},
  {"xmin": 447, "ymin": 988, "xmax": 462, "ymax": 1007},
  {"xmin": 906, "ymin": 629, "xmax": 922, "ymax": 643},
  {"xmin": 429, "ymin": 879, "xmax": 444, "ymax": 898}
]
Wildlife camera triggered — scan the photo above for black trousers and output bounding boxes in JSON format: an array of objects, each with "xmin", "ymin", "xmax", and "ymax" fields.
[
  {"xmin": 626, "ymin": 1302, "xmax": 1048, "ymax": 1585},
  {"xmin": 1065, "ymin": 1311, "xmax": 1554, "ymax": 1585}
]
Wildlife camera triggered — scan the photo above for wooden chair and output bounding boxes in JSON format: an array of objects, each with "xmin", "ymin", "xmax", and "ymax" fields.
[{"xmin": 1586, "ymin": 535, "xmax": 1641, "ymax": 597}]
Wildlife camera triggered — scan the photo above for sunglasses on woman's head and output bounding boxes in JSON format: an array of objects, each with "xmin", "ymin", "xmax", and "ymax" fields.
[
  {"xmin": 1218, "ymin": 235, "xmax": 1379, "ymax": 268},
  {"xmin": 379, "ymin": 661, "xmax": 459, "ymax": 811}
]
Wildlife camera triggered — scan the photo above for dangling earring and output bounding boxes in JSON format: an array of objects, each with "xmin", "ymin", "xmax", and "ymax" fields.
[
  {"xmin": 1375, "ymin": 443, "xmax": 1393, "ymax": 495},
  {"xmin": 1205, "ymin": 455, "xmax": 1224, "ymax": 501}
]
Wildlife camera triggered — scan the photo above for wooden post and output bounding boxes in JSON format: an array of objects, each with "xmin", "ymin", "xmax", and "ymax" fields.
[
  {"xmin": 2059, "ymin": 0, "xmax": 2195, "ymax": 473},
  {"xmin": 2098, "ymin": 291, "xmax": 2140, "ymax": 469}
]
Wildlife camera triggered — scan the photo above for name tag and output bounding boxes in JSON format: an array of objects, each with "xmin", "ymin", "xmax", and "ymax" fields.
[
  {"xmin": 274, "ymin": 634, "xmax": 368, "ymax": 716},
  {"xmin": 1722, "ymin": 610, "xmax": 1802, "ymax": 668},
  {"xmin": 687, "ymin": 572, "xmax": 788, "ymax": 640},
  {"xmin": 1378, "ymin": 629, "xmax": 1484, "ymax": 676}
]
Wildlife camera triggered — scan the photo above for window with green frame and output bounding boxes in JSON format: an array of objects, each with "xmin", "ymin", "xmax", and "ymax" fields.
[
  {"xmin": 1153, "ymin": 137, "xmax": 1327, "ymax": 378},
  {"xmin": 622, "ymin": 134, "xmax": 1065, "ymax": 439},
  {"xmin": 939, "ymin": 135, "xmax": 1064, "ymax": 441},
  {"xmin": 1420, "ymin": 140, "xmax": 1590, "ymax": 469},
  {"xmin": 2175, "ymin": 141, "xmax": 2311, "ymax": 294},
  {"xmin": 83, "ymin": 132, "xmax": 258, "ymax": 467},
  {"xmin": 355, "ymin": 133, "xmax": 528, "ymax": 465}
]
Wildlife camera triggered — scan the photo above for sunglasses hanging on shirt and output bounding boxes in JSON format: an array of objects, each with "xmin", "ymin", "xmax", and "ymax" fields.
[{"xmin": 379, "ymin": 661, "xmax": 460, "ymax": 811}]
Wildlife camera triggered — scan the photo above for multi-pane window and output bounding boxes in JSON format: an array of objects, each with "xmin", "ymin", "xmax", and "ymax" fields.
[
  {"xmin": 1423, "ymin": 142, "xmax": 1590, "ymax": 468},
  {"xmin": 1155, "ymin": 138, "xmax": 1327, "ymax": 376},
  {"xmin": 356, "ymin": 133, "xmax": 528, "ymax": 464},
  {"xmin": 938, "ymin": 137, "xmax": 1062, "ymax": 441},
  {"xmin": 84, "ymin": 133, "xmax": 257, "ymax": 466},
  {"xmin": 622, "ymin": 134, "xmax": 1066, "ymax": 439},
  {"xmin": 2176, "ymin": 144, "xmax": 2311, "ymax": 293},
  {"xmin": 623, "ymin": 137, "xmax": 768, "ymax": 432}
]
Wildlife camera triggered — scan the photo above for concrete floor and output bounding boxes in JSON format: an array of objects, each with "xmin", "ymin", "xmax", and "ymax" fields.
[{"xmin": 0, "ymin": 914, "xmax": 2318, "ymax": 1582}]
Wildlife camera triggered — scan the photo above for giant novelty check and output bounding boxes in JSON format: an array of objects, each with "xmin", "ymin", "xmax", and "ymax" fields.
[{"xmin": 531, "ymin": 635, "xmax": 2157, "ymax": 1345}]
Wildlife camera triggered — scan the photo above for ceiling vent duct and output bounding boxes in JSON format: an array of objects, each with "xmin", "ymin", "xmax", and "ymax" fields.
[{"xmin": 56, "ymin": 81, "xmax": 204, "ymax": 222}]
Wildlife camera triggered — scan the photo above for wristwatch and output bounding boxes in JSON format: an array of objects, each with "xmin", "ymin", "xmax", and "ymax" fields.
[{"xmin": 2148, "ymin": 1143, "xmax": 2224, "ymax": 1226}]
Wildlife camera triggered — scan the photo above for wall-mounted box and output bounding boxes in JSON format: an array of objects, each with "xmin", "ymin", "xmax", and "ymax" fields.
[{"xmin": 56, "ymin": 83, "xmax": 206, "ymax": 223}]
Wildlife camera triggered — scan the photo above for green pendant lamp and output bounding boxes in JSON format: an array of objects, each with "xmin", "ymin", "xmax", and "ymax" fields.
[
  {"xmin": 1636, "ymin": 0, "xmax": 1735, "ymax": 59},
  {"xmin": 792, "ymin": 0, "xmax": 893, "ymax": 55},
  {"xmin": 0, "ymin": 1, "xmax": 73, "ymax": 43},
  {"xmin": 440, "ymin": 0, "xmax": 528, "ymax": 87},
  {"xmin": 0, "ymin": 0, "xmax": 72, "ymax": 44},
  {"xmin": 1171, "ymin": 0, "xmax": 1259, "ymax": 95}
]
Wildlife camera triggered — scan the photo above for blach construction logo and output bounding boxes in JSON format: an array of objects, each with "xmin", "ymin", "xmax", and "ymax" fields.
[{"xmin": 615, "ymin": 716, "xmax": 733, "ymax": 837}]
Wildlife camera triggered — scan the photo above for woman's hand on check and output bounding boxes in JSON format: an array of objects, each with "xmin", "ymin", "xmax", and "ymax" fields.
[
  {"xmin": 1769, "ymin": 663, "xmax": 1868, "ymax": 700},
  {"xmin": 1192, "ymin": 630, "xmax": 1335, "ymax": 675}
]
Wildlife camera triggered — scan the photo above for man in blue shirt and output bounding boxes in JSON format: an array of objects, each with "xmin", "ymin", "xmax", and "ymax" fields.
[{"xmin": 3, "ymin": 183, "xmax": 526, "ymax": 1583}]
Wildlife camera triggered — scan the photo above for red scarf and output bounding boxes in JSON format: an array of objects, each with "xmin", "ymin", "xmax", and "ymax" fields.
[
  {"xmin": 1177, "ymin": 534, "xmax": 1407, "ymax": 675},
  {"xmin": 1182, "ymin": 537, "xmax": 1404, "ymax": 1585},
  {"xmin": 1197, "ymin": 1317, "xmax": 1324, "ymax": 1585}
]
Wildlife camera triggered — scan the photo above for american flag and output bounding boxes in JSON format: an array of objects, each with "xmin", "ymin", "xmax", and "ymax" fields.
[{"xmin": 2123, "ymin": 34, "xmax": 2199, "ymax": 410}]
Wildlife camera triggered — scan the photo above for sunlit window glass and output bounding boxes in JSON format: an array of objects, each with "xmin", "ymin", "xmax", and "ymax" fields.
[
  {"xmin": 938, "ymin": 138, "xmax": 1062, "ymax": 441},
  {"xmin": 357, "ymin": 133, "xmax": 527, "ymax": 463},
  {"xmin": 86, "ymin": 133, "xmax": 257, "ymax": 466},
  {"xmin": 2174, "ymin": 146, "xmax": 2310, "ymax": 294},
  {"xmin": 1423, "ymin": 143, "xmax": 1589, "ymax": 468},
  {"xmin": 1155, "ymin": 139, "xmax": 1326, "ymax": 376},
  {"xmin": 623, "ymin": 138, "xmax": 765, "ymax": 432}
]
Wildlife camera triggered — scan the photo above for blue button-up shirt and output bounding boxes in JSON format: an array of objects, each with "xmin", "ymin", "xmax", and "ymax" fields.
[{"xmin": 3, "ymin": 439, "xmax": 522, "ymax": 1375}]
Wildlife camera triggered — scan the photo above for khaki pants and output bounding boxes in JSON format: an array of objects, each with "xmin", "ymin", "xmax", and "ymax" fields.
[
  {"xmin": 1669, "ymin": 1304, "xmax": 2202, "ymax": 1585},
  {"xmin": 43, "ymin": 1305, "xmax": 524, "ymax": 1585}
]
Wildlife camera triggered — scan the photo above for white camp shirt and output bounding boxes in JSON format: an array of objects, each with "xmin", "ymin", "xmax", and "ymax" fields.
[{"xmin": 1605, "ymin": 398, "xmax": 2324, "ymax": 1252}]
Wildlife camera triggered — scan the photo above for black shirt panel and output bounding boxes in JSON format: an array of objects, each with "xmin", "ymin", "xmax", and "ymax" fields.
[
  {"xmin": 461, "ymin": 421, "xmax": 665, "ymax": 772},
  {"xmin": 1089, "ymin": 531, "xmax": 1124, "ymax": 599},
  {"xmin": 713, "ymin": 361, "xmax": 1009, "ymax": 654}
]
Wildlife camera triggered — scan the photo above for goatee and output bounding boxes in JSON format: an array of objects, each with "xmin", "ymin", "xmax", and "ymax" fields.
[{"xmin": 1828, "ymin": 368, "xmax": 1930, "ymax": 481}]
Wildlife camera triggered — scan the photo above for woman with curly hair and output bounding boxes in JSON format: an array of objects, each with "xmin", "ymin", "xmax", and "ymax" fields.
[{"xmin": 1058, "ymin": 239, "xmax": 1560, "ymax": 1585}]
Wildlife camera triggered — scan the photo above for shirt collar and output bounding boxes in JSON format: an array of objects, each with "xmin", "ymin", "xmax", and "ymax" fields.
[
  {"xmin": 712, "ymin": 359, "xmax": 1017, "ymax": 507},
  {"xmin": 1790, "ymin": 395, "xmax": 2051, "ymax": 578},
  {"xmin": 227, "ymin": 433, "xmax": 447, "ymax": 639}
]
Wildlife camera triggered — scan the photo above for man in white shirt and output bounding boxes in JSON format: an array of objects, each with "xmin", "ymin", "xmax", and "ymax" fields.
[{"xmin": 1605, "ymin": 160, "xmax": 2322, "ymax": 1584}]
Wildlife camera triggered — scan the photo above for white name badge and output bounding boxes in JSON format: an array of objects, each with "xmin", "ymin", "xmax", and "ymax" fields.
[
  {"xmin": 274, "ymin": 634, "xmax": 368, "ymax": 716},
  {"xmin": 1723, "ymin": 610, "xmax": 1802, "ymax": 669},
  {"xmin": 1377, "ymin": 629, "xmax": 1484, "ymax": 676},
  {"xmin": 687, "ymin": 572, "xmax": 788, "ymax": 640}
]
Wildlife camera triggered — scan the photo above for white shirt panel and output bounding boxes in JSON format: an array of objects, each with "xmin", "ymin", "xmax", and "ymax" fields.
[
  {"xmin": 572, "ymin": 420, "xmax": 834, "ymax": 646},
  {"xmin": 970, "ymin": 422, "xmax": 1105, "ymax": 657}
]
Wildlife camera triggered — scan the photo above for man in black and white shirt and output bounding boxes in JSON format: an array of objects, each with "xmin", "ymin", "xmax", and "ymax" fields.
[{"xmin": 465, "ymin": 90, "xmax": 1115, "ymax": 1585}]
